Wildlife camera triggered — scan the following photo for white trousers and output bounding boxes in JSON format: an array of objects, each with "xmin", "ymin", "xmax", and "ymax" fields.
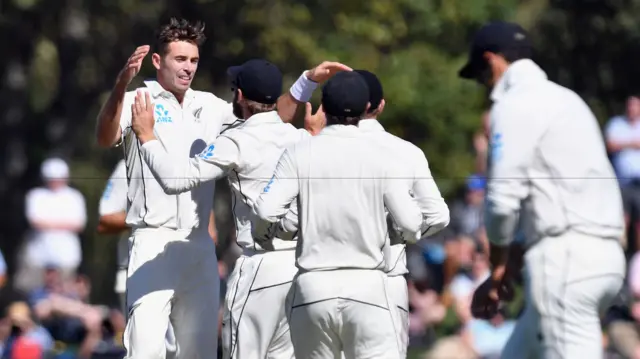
[
  {"xmin": 289, "ymin": 270, "xmax": 401, "ymax": 359},
  {"xmin": 123, "ymin": 228, "xmax": 219, "ymax": 359},
  {"xmin": 502, "ymin": 232, "xmax": 625, "ymax": 359},
  {"xmin": 387, "ymin": 275, "xmax": 409, "ymax": 358},
  {"xmin": 222, "ymin": 249, "xmax": 298, "ymax": 359}
]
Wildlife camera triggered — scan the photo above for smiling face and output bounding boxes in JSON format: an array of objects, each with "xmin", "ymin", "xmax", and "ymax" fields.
[{"xmin": 152, "ymin": 41, "xmax": 199, "ymax": 95}]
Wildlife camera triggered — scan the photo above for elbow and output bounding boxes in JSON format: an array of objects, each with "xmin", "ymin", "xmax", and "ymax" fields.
[
  {"xmin": 159, "ymin": 181, "xmax": 181, "ymax": 195},
  {"xmin": 253, "ymin": 203, "xmax": 279, "ymax": 223}
]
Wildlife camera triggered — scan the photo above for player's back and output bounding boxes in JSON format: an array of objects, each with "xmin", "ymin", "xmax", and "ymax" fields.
[
  {"xmin": 492, "ymin": 61, "xmax": 624, "ymax": 243},
  {"xmin": 290, "ymin": 125, "xmax": 397, "ymax": 272},
  {"xmin": 221, "ymin": 111, "xmax": 308, "ymax": 250}
]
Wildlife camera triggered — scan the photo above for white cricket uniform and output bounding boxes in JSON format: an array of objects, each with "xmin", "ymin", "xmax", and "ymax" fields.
[
  {"xmin": 118, "ymin": 80, "xmax": 238, "ymax": 359},
  {"xmin": 139, "ymin": 110, "xmax": 308, "ymax": 359},
  {"xmin": 254, "ymin": 124, "xmax": 424, "ymax": 359},
  {"xmin": 359, "ymin": 118, "xmax": 450, "ymax": 357},
  {"xmin": 98, "ymin": 159, "xmax": 129, "ymax": 310},
  {"xmin": 483, "ymin": 60, "xmax": 626, "ymax": 359}
]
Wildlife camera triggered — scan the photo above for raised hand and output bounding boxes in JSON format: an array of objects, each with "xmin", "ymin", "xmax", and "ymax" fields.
[
  {"xmin": 131, "ymin": 90, "xmax": 156, "ymax": 143},
  {"xmin": 118, "ymin": 45, "xmax": 150, "ymax": 85},
  {"xmin": 304, "ymin": 102, "xmax": 326, "ymax": 136},
  {"xmin": 306, "ymin": 61, "xmax": 352, "ymax": 83}
]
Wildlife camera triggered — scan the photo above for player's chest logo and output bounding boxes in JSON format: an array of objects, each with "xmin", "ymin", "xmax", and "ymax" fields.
[{"xmin": 155, "ymin": 104, "xmax": 173, "ymax": 123}]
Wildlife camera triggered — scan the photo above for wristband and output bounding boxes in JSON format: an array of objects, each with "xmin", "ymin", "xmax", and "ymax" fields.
[{"xmin": 289, "ymin": 71, "xmax": 318, "ymax": 102}]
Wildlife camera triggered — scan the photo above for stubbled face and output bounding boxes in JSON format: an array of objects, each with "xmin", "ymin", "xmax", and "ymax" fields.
[{"xmin": 153, "ymin": 41, "xmax": 199, "ymax": 95}]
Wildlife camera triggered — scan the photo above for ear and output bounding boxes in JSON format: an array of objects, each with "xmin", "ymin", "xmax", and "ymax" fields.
[
  {"xmin": 236, "ymin": 89, "xmax": 245, "ymax": 102},
  {"xmin": 377, "ymin": 99, "xmax": 386, "ymax": 114},
  {"xmin": 152, "ymin": 53, "xmax": 161, "ymax": 71},
  {"xmin": 365, "ymin": 102, "xmax": 371, "ymax": 113}
]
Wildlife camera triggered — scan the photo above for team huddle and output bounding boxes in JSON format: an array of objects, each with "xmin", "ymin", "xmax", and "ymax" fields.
[{"xmin": 96, "ymin": 18, "xmax": 627, "ymax": 359}]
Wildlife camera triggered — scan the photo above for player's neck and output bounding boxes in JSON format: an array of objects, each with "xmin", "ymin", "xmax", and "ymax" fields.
[{"xmin": 156, "ymin": 78, "xmax": 187, "ymax": 105}]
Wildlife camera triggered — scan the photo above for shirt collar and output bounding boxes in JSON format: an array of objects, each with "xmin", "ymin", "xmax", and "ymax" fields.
[
  {"xmin": 319, "ymin": 124, "xmax": 362, "ymax": 137},
  {"xmin": 144, "ymin": 79, "xmax": 195, "ymax": 102},
  {"xmin": 490, "ymin": 59, "xmax": 548, "ymax": 103},
  {"xmin": 358, "ymin": 118, "xmax": 385, "ymax": 132},
  {"xmin": 243, "ymin": 111, "xmax": 282, "ymax": 126}
]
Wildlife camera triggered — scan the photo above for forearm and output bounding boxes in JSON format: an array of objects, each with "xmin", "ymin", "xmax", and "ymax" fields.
[
  {"xmin": 96, "ymin": 79, "xmax": 128, "ymax": 148},
  {"xmin": 140, "ymin": 140, "xmax": 223, "ymax": 194},
  {"xmin": 32, "ymin": 220, "xmax": 84, "ymax": 232},
  {"xmin": 97, "ymin": 212, "xmax": 128, "ymax": 234},
  {"xmin": 277, "ymin": 71, "xmax": 318, "ymax": 123}
]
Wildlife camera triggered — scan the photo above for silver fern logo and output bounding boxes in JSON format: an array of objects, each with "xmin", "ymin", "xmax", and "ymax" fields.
[{"xmin": 193, "ymin": 107, "xmax": 203, "ymax": 121}]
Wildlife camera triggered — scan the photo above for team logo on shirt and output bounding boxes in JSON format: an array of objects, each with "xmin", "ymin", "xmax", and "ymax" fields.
[
  {"xmin": 193, "ymin": 107, "xmax": 202, "ymax": 121},
  {"xmin": 155, "ymin": 104, "xmax": 172, "ymax": 123},
  {"xmin": 197, "ymin": 144, "xmax": 215, "ymax": 159},
  {"xmin": 490, "ymin": 133, "xmax": 504, "ymax": 162},
  {"xmin": 102, "ymin": 180, "xmax": 113, "ymax": 200},
  {"xmin": 263, "ymin": 175, "xmax": 275, "ymax": 193}
]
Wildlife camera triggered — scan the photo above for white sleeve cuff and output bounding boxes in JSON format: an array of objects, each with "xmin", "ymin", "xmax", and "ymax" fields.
[{"xmin": 289, "ymin": 71, "xmax": 318, "ymax": 103}]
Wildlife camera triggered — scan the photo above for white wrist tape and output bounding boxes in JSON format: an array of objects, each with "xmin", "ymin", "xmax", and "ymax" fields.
[{"xmin": 289, "ymin": 71, "xmax": 318, "ymax": 102}]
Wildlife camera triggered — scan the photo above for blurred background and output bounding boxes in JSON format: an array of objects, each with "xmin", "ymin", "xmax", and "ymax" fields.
[{"xmin": 3, "ymin": 0, "xmax": 640, "ymax": 358}]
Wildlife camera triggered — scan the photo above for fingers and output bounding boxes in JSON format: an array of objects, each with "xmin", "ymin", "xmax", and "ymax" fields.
[
  {"xmin": 316, "ymin": 104, "xmax": 325, "ymax": 115},
  {"xmin": 134, "ymin": 90, "xmax": 145, "ymax": 115},
  {"xmin": 305, "ymin": 102, "xmax": 312, "ymax": 117},
  {"xmin": 320, "ymin": 61, "xmax": 353, "ymax": 72},
  {"xmin": 144, "ymin": 92, "xmax": 152, "ymax": 112}
]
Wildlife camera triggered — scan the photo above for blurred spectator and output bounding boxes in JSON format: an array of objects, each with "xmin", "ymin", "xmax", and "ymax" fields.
[
  {"xmin": 460, "ymin": 308, "xmax": 516, "ymax": 359},
  {"xmin": 449, "ymin": 245, "xmax": 491, "ymax": 326},
  {"xmin": 6, "ymin": 301, "xmax": 54, "ymax": 354},
  {"xmin": 15, "ymin": 158, "xmax": 87, "ymax": 292},
  {"xmin": 0, "ymin": 249, "xmax": 6, "ymax": 289},
  {"xmin": 449, "ymin": 174, "xmax": 486, "ymax": 238},
  {"xmin": 606, "ymin": 250, "xmax": 640, "ymax": 359},
  {"xmin": 29, "ymin": 266, "xmax": 103, "ymax": 358},
  {"xmin": 605, "ymin": 96, "xmax": 640, "ymax": 255}
]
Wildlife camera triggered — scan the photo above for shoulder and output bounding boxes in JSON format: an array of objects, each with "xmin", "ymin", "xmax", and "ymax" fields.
[
  {"xmin": 26, "ymin": 187, "xmax": 47, "ymax": 201},
  {"xmin": 195, "ymin": 91, "xmax": 230, "ymax": 108},
  {"xmin": 114, "ymin": 160, "xmax": 127, "ymax": 176},
  {"xmin": 606, "ymin": 115, "xmax": 627, "ymax": 131}
]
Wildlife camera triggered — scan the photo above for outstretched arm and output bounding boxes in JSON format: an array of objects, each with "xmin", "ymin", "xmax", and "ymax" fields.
[{"xmin": 131, "ymin": 91, "xmax": 239, "ymax": 194}]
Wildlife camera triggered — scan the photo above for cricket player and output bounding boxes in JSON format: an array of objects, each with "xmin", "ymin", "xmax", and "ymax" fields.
[
  {"xmin": 97, "ymin": 159, "xmax": 177, "ymax": 351},
  {"xmin": 97, "ymin": 159, "xmax": 130, "ymax": 313},
  {"xmin": 459, "ymin": 22, "xmax": 626, "ymax": 359},
  {"xmin": 94, "ymin": 18, "xmax": 306, "ymax": 358},
  {"xmin": 354, "ymin": 69, "xmax": 450, "ymax": 356},
  {"xmin": 253, "ymin": 71, "xmax": 425, "ymax": 359},
  {"xmin": 129, "ymin": 58, "xmax": 350, "ymax": 359}
]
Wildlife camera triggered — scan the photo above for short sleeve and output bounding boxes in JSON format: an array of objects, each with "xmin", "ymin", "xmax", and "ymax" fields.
[
  {"xmin": 605, "ymin": 117, "xmax": 629, "ymax": 142},
  {"xmin": 0, "ymin": 250, "xmax": 6, "ymax": 276},
  {"xmin": 202, "ymin": 94, "xmax": 241, "ymax": 141},
  {"xmin": 99, "ymin": 160, "xmax": 128, "ymax": 216}
]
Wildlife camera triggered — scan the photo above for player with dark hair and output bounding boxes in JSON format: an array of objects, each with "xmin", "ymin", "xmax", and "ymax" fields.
[
  {"xmin": 461, "ymin": 22, "xmax": 626, "ymax": 359},
  {"xmin": 94, "ymin": 17, "xmax": 329, "ymax": 358}
]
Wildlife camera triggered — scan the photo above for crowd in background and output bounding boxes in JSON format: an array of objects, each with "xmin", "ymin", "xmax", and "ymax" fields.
[{"xmin": 3, "ymin": 100, "xmax": 640, "ymax": 358}]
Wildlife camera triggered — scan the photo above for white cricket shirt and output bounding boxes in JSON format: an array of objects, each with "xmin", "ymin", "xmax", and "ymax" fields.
[
  {"xmin": 486, "ymin": 59, "xmax": 624, "ymax": 247},
  {"xmin": 254, "ymin": 124, "xmax": 424, "ymax": 272},
  {"xmin": 359, "ymin": 119, "xmax": 450, "ymax": 276},
  {"xmin": 25, "ymin": 185, "xmax": 87, "ymax": 268},
  {"xmin": 139, "ymin": 111, "xmax": 309, "ymax": 251},
  {"xmin": 119, "ymin": 80, "xmax": 240, "ymax": 230},
  {"xmin": 99, "ymin": 159, "xmax": 130, "ymax": 269}
]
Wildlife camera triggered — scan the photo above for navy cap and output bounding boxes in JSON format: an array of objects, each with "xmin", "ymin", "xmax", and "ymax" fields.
[
  {"xmin": 459, "ymin": 21, "xmax": 532, "ymax": 79},
  {"xmin": 321, "ymin": 72, "xmax": 370, "ymax": 117},
  {"xmin": 354, "ymin": 70, "xmax": 383, "ymax": 112},
  {"xmin": 227, "ymin": 59, "xmax": 283, "ymax": 104}
]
